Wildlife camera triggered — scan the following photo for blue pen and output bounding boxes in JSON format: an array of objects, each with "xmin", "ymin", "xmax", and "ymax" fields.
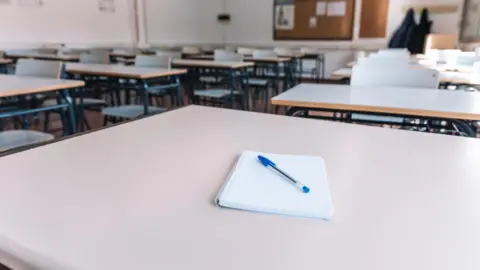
[{"xmin": 257, "ymin": 155, "xmax": 310, "ymax": 194}]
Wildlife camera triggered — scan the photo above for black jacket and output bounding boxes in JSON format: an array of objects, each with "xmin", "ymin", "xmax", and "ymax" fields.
[{"xmin": 388, "ymin": 9, "xmax": 416, "ymax": 49}]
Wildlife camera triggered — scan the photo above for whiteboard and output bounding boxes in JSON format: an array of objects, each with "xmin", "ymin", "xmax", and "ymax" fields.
[{"xmin": 0, "ymin": 0, "xmax": 135, "ymax": 46}]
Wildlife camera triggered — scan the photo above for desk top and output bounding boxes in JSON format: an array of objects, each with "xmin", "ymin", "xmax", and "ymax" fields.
[
  {"xmin": 172, "ymin": 59, "xmax": 254, "ymax": 68},
  {"xmin": 0, "ymin": 59, "xmax": 12, "ymax": 65},
  {"xmin": 5, "ymin": 52, "xmax": 80, "ymax": 61},
  {"xmin": 65, "ymin": 63, "xmax": 187, "ymax": 79},
  {"xmin": 331, "ymin": 68, "xmax": 480, "ymax": 85},
  {"xmin": 272, "ymin": 83, "xmax": 480, "ymax": 120},
  {"xmin": 0, "ymin": 74, "xmax": 84, "ymax": 97},
  {"xmin": 110, "ymin": 51, "xmax": 138, "ymax": 58},
  {"xmin": 0, "ymin": 105, "xmax": 479, "ymax": 270},
  {"xmin": 188, "ymin": 54, "xmax": 291, "ymax": 63}
]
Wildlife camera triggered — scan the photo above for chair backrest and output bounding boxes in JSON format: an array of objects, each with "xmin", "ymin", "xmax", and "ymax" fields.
[
  {"xmin": 90, "ymin": 48, "xmax": 112, "ymax": 56},
  {"xmin": 135, "ymin": 55, "xmax": 171, "ymax": 68},
  {"xmin": 63, "ymin": 48, "xmax": 90, "ymax": 56},
  {"xmin": 356, "ymin": 56, "xmax": 410, "ymax": 67},
  {"xmin": 437, "ymin": 49, "xmax": 461, "ymax": 64},
  {"xmin": 79, "ymin": 53, "xmax": 110, "ymax": 64},
  {"xmin": 182, "ymin": 46, "xmax": 201, "ymax": 54},
  {"xmin": 214, "ymin": 53, "xmax": 243, "ymax": 62},
  {"xmin": 252, "ymin": 50, "xmax": 276, "ymax": 58},
  {"xmin": 376, "ymin": 49, "xmax": 410, "ymax": 57},
  {"xmin": 214, "ymin": 49, "xmax": 235, "ymax": 60},
  {"xmin": 37, "ymin": 48, "xmax": 58, "ymax": 55},
  {"xmin": 473, "ymin": 62, "xmax": 480, "ymax": 73},
  {"xmin": 155, "ymin": 50, "xmax": 182, "ymax": 59},
  {"xmin": 456, "ymin": 55, "xmax": 480, "ymax": 66},
  {"xmin": 15, "ymin": 59, "xmax": 63, "ymax": 79},
  {"xmin": 274, "ymin": 47, "xmax": 292, "ymax": 56},
  {"xmin": 237, "ymin": 47, "xmax": 253, "ymax": 55},
  {"xmin": 351, "ymin": 65, "xmax": 439, "ymax": 88}
]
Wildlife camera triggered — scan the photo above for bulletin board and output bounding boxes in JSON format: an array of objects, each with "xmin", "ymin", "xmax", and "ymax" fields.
[{"xmin": 273, "ymin": 0, "xmax": 355, "ymax": 40}]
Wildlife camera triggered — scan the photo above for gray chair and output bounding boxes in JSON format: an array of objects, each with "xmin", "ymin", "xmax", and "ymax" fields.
[
  {"xmin": 36, "ymin": 48, "xmax": 58, "ymax": 55},
  {"xmin": 79, "ymin": 53, "xmax": 110, "ymax": 64},
  {"xmin": 0, "ymin": 59, "xmax": 63, "ymax": 152},
  {"xmin": 135, "ymin": 55, "xmax": 171, "ymax": 68},
  {"xmin": 102, "ymin": 55, "xmax": 174, "ymax": 123},
  {"xmin": 155, "ymin": 50, "xmax": 182, "ymax": 60},
  {"xmin": 16, "ymin": 59, "xmax": 63, "ymax": 78},
  {"xmin": 194, "ymin": 53, "xmax": 244, "ymax": 108}
]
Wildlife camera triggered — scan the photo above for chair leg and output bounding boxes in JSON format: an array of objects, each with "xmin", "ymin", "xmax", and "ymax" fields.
[
  {"xmin": 43, "ymin": 111, "xmax": 50, "ymax": 132},
  {"xmin": 103, "ymin": 115, "xmax": 109, "ymax": 126}
]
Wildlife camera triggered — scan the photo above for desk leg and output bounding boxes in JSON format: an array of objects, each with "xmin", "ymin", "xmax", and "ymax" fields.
[
  {"xmin": 230, "ymin": 68, "xmax": 236, "ymax": 109},
  {"xmin": 141, "ymin": 79, "xmax": 150, "ymax": 115},
  {"xmin": 242, "ymin": 68, "xmax": 250, "ymax": 111},
  {"xmin": 274, "ymin": 63, "xmax": 280, "ymax": 95},
  {"xmin": 60, "ymin": 89, "xmax": 76, "ymax": 135},
  {"xmin": 175, "ymin": 75, "xmax": 183, "ymax": 107}
]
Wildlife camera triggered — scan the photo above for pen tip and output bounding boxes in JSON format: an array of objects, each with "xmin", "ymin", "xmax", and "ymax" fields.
[{"xmin": 303, "ymin": 186, "xmax": 310, "ymax": 194}]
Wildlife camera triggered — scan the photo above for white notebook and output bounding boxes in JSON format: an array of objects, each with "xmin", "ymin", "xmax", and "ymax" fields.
[{"xmin": 216, "ymin": 151, "xmax": 334, "ymax": 219}]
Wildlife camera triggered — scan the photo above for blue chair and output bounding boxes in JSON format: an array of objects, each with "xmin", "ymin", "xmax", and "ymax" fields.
[
  {"xmin": 0, "ymin": 59, "xmax": 64, "ymax": 152},
  {"xmin": 102, "ymin": 55, "xmax": 177, "ymax": 124},
  {"xmin": 193, "ymin": 53, "xmax": 245, "ymax": 109}
]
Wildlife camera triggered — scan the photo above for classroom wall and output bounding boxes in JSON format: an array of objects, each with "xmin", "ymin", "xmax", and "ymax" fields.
[
  {"xmin": 142, "ymin": 0, "xmax": 224, "ymax": 45},
  {"xmin": 223, "ymin": 0, "xmax": 465, "ymax": 48},
  {"xmin": 0, "ymin": 0, "xmax": 136, "ymax": 48}
]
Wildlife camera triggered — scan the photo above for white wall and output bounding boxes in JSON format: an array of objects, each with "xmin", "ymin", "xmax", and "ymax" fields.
[
  {"xmin": 223, "ymin": 0, "xmax": 465, "ymax": 48},
  {"xmin": 143, "ymin": 0, "xmax": 224, "ymax": 45},
  {"xmin": 0, "ymin": 0, "xmax": 136, "ymax": 48}
]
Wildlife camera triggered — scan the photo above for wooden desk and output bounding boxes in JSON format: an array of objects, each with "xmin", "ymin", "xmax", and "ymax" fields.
[
  {"xmin": 272, "ymin": 83, "xmax": 480, "ymax": 136},
  {"xmin": 0, "ymin": 74, "xmax": 84, "ymax": 97},
  {"xmin": 5, "ymin": 52, "xmax": 80, "ymax": 62},
  {"xmin": 0, "ymin": 74, "xmax": 84, "ymax": 134},
  {"xmin": 0, "ymin": 59, "xmax": 12, "ymax": 65},
  {"xmin": 0, "ymin": 105, "xmax": 479, "ymax": 270},
  {"xmin": 66, "ymin": 63, "xmax": 187, "ymax": 79},
  {"xmin": 66, "ymin": 64, "xmax": 187, "ymax": 116},
  {"xmin": 187, "ymin": 54, "xmax": 291, "ymax": 63},
  {"xmin": 171, "ymin": 60, "xmax": 254, "ymax": 108},
  {"xmin": 331, "ymin": 67, "xmax": 480, "ymax": 85}
]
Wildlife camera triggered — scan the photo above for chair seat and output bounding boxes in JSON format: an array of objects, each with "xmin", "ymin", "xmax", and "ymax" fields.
[
  {"xmin": 264, "ymin": 72, "xmax": 286, "ymax": 77},
  {"xmin": 199, "ymin": 76, "xmax": 224, "ymax": 83},
  {"xmin": 43, "ymin": 98, "xmax": 107, "ymax": 107},
  {"xmin": 0, "ymin": 130, "xmax": 54, "ymax": 152},
  {"xmin": 244, "ymin": 78, "xmax": 270, "ymax": 86},
  {"xmin": 351, "ymin": 113, "xmax": 404, "ymax": 124},
  {"xmin": 102, "ymin": 105, "xmax": 166, "ymax": 119},
  {"xmin": 194, "ymin": 89, "xmax": 241, "ymax": 98}
]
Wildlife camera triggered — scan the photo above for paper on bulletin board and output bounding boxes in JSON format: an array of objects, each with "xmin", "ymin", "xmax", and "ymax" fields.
[
  {"xmin": 99, "ymin": 0, "xmax": 115, "ymax": 13},
  {"xmin": 309, "ymin": 16, "xmax": 317, "ymax": 28},
  {"xmin": 327, "ymin": 1, "xmax": 346, "ymax": 16},
  {"xmin": 275, "ymin": 5, "xmax": 295, "ymax": 30},
  {"xmin": 316, "ymin": 1, "xmax": 327, "ymax": 15}
]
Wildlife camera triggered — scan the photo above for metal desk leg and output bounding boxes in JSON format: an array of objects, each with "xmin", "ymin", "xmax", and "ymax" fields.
[
  {"xmin": 141, "ymin": 79, "xmax": 150, "ymax": 115},
  {"xmin": 242, "ymin": 68, "xmax": 250, "ymax": 111},
  {"xmin": 175, "ymin": 75, "xmax": 183, "ymax": 107},
  {"xmin": 60, "ymin": 89, "xmax": 76, "ymax": 135},
  {"xmin": 273, "ymin": 63, "xmax": 280, "ymax": 95},
  {"xmin": 230, "ymin": 68, "xmax": 237, "ymax": 109}
]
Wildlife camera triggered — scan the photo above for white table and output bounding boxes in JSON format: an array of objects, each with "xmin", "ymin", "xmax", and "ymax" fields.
[
  {"xmin": 0, "ymin": 105, "xmax": 479, "ymax": 270},
  {"xmin": 272, "ymin": 83, "xmax": 480, "ymax": 136},
  {"xmin": 331, "ymin": 67, "xmax": 480, "ymax": 85}
]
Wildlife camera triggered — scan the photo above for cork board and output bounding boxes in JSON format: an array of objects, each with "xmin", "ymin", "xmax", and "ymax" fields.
[{"xmin": 273, "ymin": 0, "xmax": 355, "ymax": 40}]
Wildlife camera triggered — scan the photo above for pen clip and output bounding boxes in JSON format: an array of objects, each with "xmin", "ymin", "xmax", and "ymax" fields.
[{"xmin": 258, "ymin": 155, "xmax": 276, "ymax": 167}]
